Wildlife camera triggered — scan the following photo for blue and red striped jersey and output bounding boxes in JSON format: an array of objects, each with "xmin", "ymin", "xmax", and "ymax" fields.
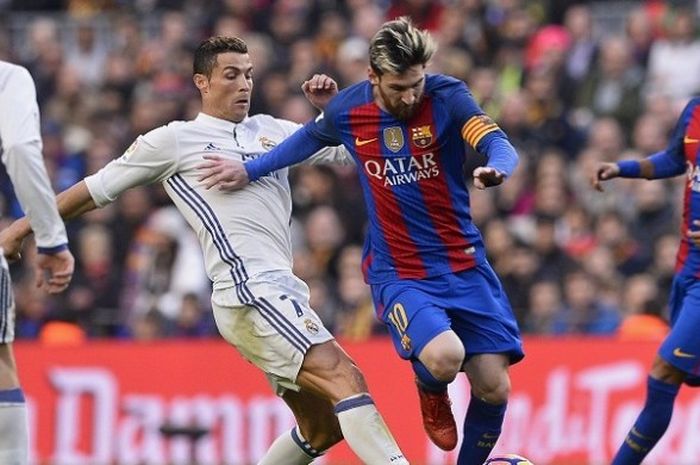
[
  {"xmin": 304, "ymin": 74, "xmax": 517, "ymax": 283},
  {"xmin": 657, "ymin": 98, "xmax": 700, "ymax": 275}
]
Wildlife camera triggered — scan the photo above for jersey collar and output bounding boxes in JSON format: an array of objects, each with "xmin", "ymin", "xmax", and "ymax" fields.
[{"xmin": 196, "ymin": 112, "xmax": 250, "ymax": 130}]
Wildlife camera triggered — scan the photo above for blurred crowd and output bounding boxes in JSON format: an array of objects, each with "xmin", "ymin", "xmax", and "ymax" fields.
[{"xmin": 0, "ymin": 0, "xmax": 698, "ymax": 342}]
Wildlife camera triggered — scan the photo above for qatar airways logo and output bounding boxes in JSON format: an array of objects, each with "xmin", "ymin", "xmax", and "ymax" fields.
[{"xmin": 364, "ymin": 152, "xmax": 440, "ymax": 187}]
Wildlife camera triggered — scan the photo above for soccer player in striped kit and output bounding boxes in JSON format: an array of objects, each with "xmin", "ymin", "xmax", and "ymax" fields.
[
  {"xmin": 593, "ymin": 97, "xmax": 700, "ymax": 465},
  {"xmin": 0, "ymin": 38, "xmax": 409, "ymax": 465},
  {"xmin": 200, "ymin": 18, "xmax": 524, "ymax": 465},
  {"xmin": 0, "ymin": 61, "xmax": 75, "ymax": 465}
]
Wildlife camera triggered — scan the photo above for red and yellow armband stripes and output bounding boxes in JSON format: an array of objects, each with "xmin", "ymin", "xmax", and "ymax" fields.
[{"xmin": 461, "ymin": 115, "xmax": 500, "ymax": 148}]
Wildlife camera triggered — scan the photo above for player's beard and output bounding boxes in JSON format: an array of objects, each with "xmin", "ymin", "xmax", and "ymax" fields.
[{"xmin": 379, "ymin": 87, "xmax": 422, "ymax": 120}]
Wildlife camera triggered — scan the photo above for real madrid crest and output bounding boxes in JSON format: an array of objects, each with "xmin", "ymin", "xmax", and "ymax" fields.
[
  {"xmin": 304, "ymin": 318, "xmax": 319, "ymax": 335},
  {"xmin": 411, "ymin": 125, "xmax": 433, "ymax": 148},
  {"xmin": 259, "ymin": 136, "xmax": 277, "ymax": 151},
  {"xmin": 383, "ymin": 127, "xmax": 404, "ymax": 153}
]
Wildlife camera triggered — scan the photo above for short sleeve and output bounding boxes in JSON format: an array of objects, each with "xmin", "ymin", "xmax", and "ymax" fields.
[{"xmin": 85, "ymin": 124, "xmax": 179, "ymax": 207}]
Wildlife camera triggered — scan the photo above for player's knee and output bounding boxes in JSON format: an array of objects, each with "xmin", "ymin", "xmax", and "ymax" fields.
[
  {"xmin": 421, "ymin": 347, "xmax": 464, "ymax": 382},
  {"xmin": 472, "ymin": 373, "xmax": 511, "ymax": 404}
]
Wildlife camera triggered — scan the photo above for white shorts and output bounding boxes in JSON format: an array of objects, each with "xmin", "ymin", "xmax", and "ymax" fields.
[
  {"xmin": 211, "ymin": 270, "xmax": 333, "ymax": 395},
  {"xmin": 0, "ymin": 253, "xmax": 15, "ymax": 344}
]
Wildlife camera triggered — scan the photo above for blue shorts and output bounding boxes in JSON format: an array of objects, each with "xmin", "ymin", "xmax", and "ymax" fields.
[
  {"xmin": 371, "ymin": 261, "xmax": 524, "ymax": 364},
  {"xmin": 659, "ymin": 273, "xmax": 700, "ymax": 379}
]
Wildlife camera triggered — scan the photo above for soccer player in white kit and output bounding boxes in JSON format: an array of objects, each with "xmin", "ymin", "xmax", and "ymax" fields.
[
  {"xmin": 0, "ymin": 61, "xmax": 75, "ymax": 465},
  {"xmin": 0, "ymin": 37, "xmax": 408, "ymax": 465}
]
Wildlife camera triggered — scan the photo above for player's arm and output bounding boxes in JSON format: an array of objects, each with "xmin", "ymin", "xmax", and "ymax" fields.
[
  {"xmin": 468, "ymin": 124, "xmax": 519, "ymax": 190},
  {"xmin": 441, "ymin": 76, "xmax": 518, "ymax": 189},
  {"xmin": 591, "ymin": 100, "xmax": 697, "ymax": 191},
  {"xmin": 245, "ymin": 107, "xmax": 342, "ymax": 181},
  {"xmin": 0, "ymin": 65, "xmax": 74, "ymax": 292},
  {"xmin": 1, "ymin": 125, "xmax": 178, "ymax": 258},
  {"xmin": 0, "ymin": 66, "xmax": 68, "ymax": 255},
  {"xmin": 199, "ymin": 105, "xmax": 343, "ymax": 190}
]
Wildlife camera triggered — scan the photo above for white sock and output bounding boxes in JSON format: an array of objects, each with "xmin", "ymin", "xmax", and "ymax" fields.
[
  {"xmin": 335, "ymin": 394, "xmax": 409, "ymax": 465},
  {"xmin": 257, "ymin": 426, "xmax": 320, "ymax": 465},
  {"xmin": 0, "ymin": 389, "xmax": 28, "ymax": 465}
]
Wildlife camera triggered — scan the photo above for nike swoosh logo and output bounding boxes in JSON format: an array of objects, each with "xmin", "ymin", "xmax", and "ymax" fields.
[
  {"xmin": 355, "ymin": 137, "xmax": 378, "ymax": 146},
  {"xmin": 685, "ymin": 136, "xmax": 700, "ymax": 144},
  {"xmin": 673, "ymin": 347, "xmax": 696, "ymax": 358}
]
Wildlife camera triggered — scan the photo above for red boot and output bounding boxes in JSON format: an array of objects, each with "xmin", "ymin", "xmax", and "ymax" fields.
[{"xmin": 416, "ymin": 380, "xmax": 458, "ymax": 451}]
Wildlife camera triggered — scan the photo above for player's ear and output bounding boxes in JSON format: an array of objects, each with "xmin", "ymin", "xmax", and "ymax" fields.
[
  {"xmin": 193, "ymin": 73, "xmax": 209, "ymax": 93},
  {"xmin": 368, "ymin": 67, "xmax": 379, "ymax": 85}
]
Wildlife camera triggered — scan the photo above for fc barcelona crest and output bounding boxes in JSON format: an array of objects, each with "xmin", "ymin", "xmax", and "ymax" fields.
[
  {"xmin": 411, "ymin": 125, "xmax": 433, "ymax": 148},
  {"xmin": 383, "ymin": 127, "xmax": 404, "ymax": 153}
]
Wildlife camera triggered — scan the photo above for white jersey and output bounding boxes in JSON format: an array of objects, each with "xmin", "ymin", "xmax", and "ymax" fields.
[
  {"xmin": 85, "ymin": 112, "xmax": 350, "ymax": 297},
  {"xmin": 0, "ymin": 61, "xmax": 67, "ymax": 249}
]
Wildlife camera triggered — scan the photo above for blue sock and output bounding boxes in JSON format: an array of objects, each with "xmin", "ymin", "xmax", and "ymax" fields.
[
  {"xmin": 611, "ymin": 376, "xmax": 679, "ymax": 465},
  {"xmin": 412, "ymin": 359, "xmax": 448, "ymax": 392},
  {"xmin": 457, "ymin": 393, "xmax": 506, "ymax": 465}
]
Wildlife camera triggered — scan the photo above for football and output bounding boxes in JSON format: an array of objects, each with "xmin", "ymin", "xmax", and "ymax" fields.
[{"xmin": 483, "ymin": 454, "xmax": 534, "ymax": 465}]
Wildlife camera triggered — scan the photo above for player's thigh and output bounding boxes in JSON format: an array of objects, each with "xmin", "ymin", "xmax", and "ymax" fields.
[
  {"xmin": 211, "ymin": 274, "xmax": 333, "ymax": 390},
  {"xmin": 447, "ymin": 262, "xmax": 524, "ymax": 364},
  {"xmin": 282, "ymin": 388, "xmax": 343, "ymax": 450},
  {"xmin": 658, "ymin": 276, "xmax": 700, "ymax": 379},
  {"xmin": 371, "ymin": 281, "xmax": 452, "ymax": 361}
]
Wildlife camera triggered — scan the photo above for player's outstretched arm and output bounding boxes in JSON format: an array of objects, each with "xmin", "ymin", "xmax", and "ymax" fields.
[{"xmin": 0, "ymin": 181, "xmax": 97, "ymax": 261}]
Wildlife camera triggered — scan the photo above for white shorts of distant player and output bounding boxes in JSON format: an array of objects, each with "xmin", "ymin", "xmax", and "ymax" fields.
[
  {"xmin": 211, "ymin": 270, "xmax": 333, "ymax": 396},
  {"xmin": 0, "ymin": 249, "xmax": 15, "ymax": 344}
]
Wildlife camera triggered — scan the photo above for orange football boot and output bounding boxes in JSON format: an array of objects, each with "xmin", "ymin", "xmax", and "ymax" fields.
[{"xmin": 416, "ymin": 379, "xmax": 458, "ymax": 451}]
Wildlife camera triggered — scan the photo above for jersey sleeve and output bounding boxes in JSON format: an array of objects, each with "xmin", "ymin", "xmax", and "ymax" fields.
[
  {"xmin": 0, "ymin": 65, "xmax": 68, "ymax": 249},
  {"xmin": 648, "ymin": 98, "xmax": 700, "ymax": 178},
  {"xmin": 305, "ymin": 101, "xmax": 343, "ymax": 146},
  {"xmin": 435, "ymin": 75, "xmax": 519, "ymax": 177},
  {"xmin": 274, "ymin": 114, "xmax": 353, "ymax": 167},
  {"xmin": 84, "ymin": 124, "xmax": 179, "ymax": 207}
]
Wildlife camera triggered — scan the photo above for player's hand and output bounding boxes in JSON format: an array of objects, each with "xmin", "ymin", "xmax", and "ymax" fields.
[
  {"xmin": 302, "ymin": 74, "xmax": 338, "ymax": 111},
  {"xmin": 35, "ymin": 249, "xmax": 74, "ymax": 294},
  {"xmin": 591, "ymin": 162, "xmax": 620, "ymax": 192},
  {"xmin": 472, "ymin": 166, "xmax": 505, "ymax": 190},
  {"xmin": 196, "ymin": 154, "xmax": 250, "ymax": 191},
  {"xmin": 0, "ymin": 225, "xmax": 25, "ymax": 262}
]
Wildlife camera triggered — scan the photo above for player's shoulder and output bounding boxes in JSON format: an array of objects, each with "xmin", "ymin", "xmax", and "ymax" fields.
[
  {"xmin": 246, "ymin": 113, "xmax": 301, "ymax": 136},
  {"xmin": 0, "ymin": 61, "xmax": 33, "ymax": 87},
  {"xmin": 138, "ymin": 121, "xmax": 182, "ymax": 146},
  {"xmin": 425, "ymin": 73, "xmax": 469, "ymax": 97},
  {"xmin": 684, "ymin": 97, "xmax": 700, "ymax": 112}
]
